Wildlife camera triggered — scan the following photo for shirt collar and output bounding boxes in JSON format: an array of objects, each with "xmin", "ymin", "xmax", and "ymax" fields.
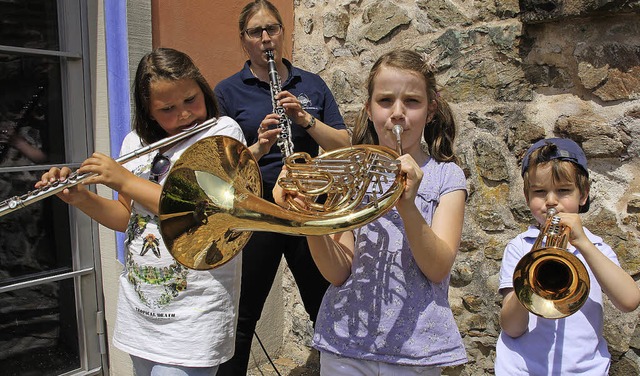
[
  {"xmin": 240, "ymin": 58, "xmax": 299, "ymax": 85},
  {"xmin": 523, "ymin": 224, "xmax": 603, "ymax": 246}
]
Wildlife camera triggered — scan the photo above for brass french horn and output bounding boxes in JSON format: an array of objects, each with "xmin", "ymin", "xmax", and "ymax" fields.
[
  {"xmin": 513, "ymin": 208, "xmax": 590, "ymax": 319},
  {"xmin": 158, "ymin": 135, "xmax": 404, "ymax": 270}
]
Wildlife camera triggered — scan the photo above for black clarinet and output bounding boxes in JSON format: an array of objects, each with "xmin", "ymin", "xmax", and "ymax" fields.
[
  {"xmin": 265, "ymin": 50, "xmax": 294, "ymax": 158},
  {"xmin": 0, "ymin": 85, "xmax": 46, "ymax": 163}
]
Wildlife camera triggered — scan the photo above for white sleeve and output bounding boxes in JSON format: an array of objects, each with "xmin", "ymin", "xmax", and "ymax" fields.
[
  {"xmin": 499, "ymin": 236, "xmax": 529, "ymax": 292},
  {"xmin": 118, "ymin": 131, "xmax": 142, "ymax": 157},
  {"xmin": 119, "ymin": 131, "xmax": 144, "ymax": 173},
  {"xmin": 204, "ymin": 116, "xmax": 247, "ymax": 146}
]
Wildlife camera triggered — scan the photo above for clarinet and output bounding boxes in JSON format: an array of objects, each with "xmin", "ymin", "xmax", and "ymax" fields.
[
  {"xmin": 265, "ymin": 50, "xmax": 294, "ymax": 158},
  {"xmin": 0, "ymin": 85, "xmax": 46, "ymax": 163}
]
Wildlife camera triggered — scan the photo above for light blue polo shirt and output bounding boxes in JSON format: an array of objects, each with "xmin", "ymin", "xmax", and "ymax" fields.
[{"xmin": 496, "ymin": 226, "xmax": 618, "ymax": 375}]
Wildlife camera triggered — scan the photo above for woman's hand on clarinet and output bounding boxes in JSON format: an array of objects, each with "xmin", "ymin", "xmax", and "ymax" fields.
[
  {"xmin": 250, "ymin": 114, "xmax": 281, "ymax": 159},
  {"xmin": 276, "ymin": 91, "xmax": 308, "ymax": 127}
]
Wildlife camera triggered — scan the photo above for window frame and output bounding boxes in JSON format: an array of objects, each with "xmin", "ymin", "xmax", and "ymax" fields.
[{"xmin": 0, "ymin": 0, "xmax": 106, "ymax": 374}]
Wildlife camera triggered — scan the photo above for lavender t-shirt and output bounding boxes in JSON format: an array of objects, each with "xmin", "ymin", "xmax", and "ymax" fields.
[{"xmin": 313, "ymin": 157, "xmax": 468, "ymax": 367}]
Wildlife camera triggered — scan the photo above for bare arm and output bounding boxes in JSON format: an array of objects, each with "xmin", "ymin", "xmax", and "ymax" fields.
[
  {"xmin": 401, "ymin": 189, "xmax": 466, "ymax": 283},
  {"xmin": 499, "ymin": 288, "xmax": 530, "ymax": 338},
  {"xmin": 12, "ymin": 135, "xmax": 47, "ymax": 163},
  {"xmin": 37, "ymin": 166, "xmax": 132, "ymax": 232},
  {"xmin": 559, "ymin": 213, "xmax": 640, "ymax": 312},
  {"xmin": 278, "ymin": 91, "xmax": 350, "ymax": 151},
  {"xmin": 301, "ymin": 116, "xmax": 350, "ymax": 151},
  {"xmin": 37, "ymin": 152, "xmax": 163, "ymax": 232},
  {"xmin": 68, "ymin": 190, "xmax": 132, "ymax": 232},
  {"xmin": 307, "ymin": 232, "xmax": 355, "ymax": 286},
  {"xmin": 395, "ymin": 155, "xmax": 466, "ymax": 283},
  {"xmin": 74, "ymin": 152, "xmax": 163, "ymax": 214},
  {"xmin": 272, "ymin": 166, "xmax": 354, "ymax": 285}
]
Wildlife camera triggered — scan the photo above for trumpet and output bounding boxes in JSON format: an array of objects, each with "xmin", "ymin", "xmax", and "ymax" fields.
[
  {"xmin": 513, "ymin": 208, "xmax": 590, "ymax": 319},
  {"xmin": 0, "ymin": 118, "xmax": 220, "ymax": 218}
]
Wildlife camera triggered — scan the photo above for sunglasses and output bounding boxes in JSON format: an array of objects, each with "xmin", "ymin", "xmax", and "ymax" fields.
[{"xmin": 150, "ymin": 153, "xmax": 171, "ymax": 182}]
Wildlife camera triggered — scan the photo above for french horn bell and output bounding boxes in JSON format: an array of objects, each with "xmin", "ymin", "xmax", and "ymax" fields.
[{"xmin": 159, "ymin": 135, "xmax": 404, "ymax": 270}]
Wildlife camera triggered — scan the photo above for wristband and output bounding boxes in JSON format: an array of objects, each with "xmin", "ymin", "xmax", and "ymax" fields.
[{"xmin": 302, "ymin": 116, "xmax": 316, "ymax": 130}]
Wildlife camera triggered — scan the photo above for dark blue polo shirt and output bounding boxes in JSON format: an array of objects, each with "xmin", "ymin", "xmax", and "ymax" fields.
[{"xmin": 214, "ymin": 59, "xmax": 346, "ymax": 201}]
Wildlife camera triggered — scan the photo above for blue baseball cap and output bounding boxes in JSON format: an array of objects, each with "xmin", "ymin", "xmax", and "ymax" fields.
[{"xmin": 521, "ymin": 138, "xmax": 590, "ymax": 212}]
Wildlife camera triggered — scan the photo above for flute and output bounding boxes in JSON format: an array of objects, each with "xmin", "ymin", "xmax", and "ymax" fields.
[{"xmin": 0, "ymin": 118, "xmax": 219, "ymax": 218}]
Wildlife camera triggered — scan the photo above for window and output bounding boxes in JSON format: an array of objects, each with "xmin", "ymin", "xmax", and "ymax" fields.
[{"xmin": 0, "ymin": 0, "xmax": 104, "ymax": 375}]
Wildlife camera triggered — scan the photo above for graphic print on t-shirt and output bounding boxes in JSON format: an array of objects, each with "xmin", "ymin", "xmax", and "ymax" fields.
[{"xmin": 125, "ymin": 214, "xmax": 189, "ymax": 309}]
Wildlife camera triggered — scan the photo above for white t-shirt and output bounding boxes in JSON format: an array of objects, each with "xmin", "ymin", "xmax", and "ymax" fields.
[
  {"xmin": 112, "ymin": 116, "xmax": 246, "ymax": 367},
  {"xmin": 495, "ymin": 225, "xmax": 618, "ymax": 375}
]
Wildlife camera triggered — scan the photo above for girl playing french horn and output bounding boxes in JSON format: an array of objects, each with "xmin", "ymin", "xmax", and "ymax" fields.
[{"xmin": 275, "ymin": 49, "xmax": 468, "ymax": 375}]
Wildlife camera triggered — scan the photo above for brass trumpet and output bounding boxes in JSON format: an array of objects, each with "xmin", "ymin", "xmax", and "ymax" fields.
[
  {"xmin": 159, "ymin": 136, "xmax": 404, "ymax": 270},
  {"xmin": 513, "ymin": 208, "xmax": 590, "ymax": 319}
]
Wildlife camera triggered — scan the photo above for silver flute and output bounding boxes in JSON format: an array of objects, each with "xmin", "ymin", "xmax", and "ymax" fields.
[
  {"xmin": 0, "ymin": 118, "xmax": 219, "ymax": 218},
  {"xmin": 265, "ymin": 50, "xmax": 294, "ymax": 158}
]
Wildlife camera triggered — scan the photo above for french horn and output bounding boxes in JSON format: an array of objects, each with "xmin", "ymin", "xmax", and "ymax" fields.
[
  {"xmin": 513, "ymin": 208, "xmax": 590, "ymax": 318},
  {"xmin": 158, "ymin": 135, "xmax": 404, "ymax": 270}
]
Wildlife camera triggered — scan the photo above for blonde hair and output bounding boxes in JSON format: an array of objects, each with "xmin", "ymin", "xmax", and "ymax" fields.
[{"xmin": 238, "ymin": 0, "xmax": 283, "ymax": 35}]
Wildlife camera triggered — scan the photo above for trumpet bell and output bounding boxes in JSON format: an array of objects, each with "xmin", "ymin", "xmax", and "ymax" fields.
[{"xmin": 513, "ymin": 246, "xmax": 590, "ymax": 319}]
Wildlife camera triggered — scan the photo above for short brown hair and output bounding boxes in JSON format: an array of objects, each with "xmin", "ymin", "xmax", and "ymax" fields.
[
  {"xmin": 132, "ymin": 48, "xmax": 219, "ymax": 145},
  {"xmin": 522, "ymin": 144, "xmax": 590, "ymax": 213}
]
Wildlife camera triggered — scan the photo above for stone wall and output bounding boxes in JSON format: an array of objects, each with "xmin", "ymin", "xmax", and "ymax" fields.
[{"xmin": 282, "ymin": 0, "xmax": 640, "ymax": 374}]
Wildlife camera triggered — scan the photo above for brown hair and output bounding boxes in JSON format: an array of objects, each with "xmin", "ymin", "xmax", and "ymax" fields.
[
  {"xmin": 132, "ymin": 48, "xmax": 219, "ymax": 145},
  {"xmin": 351, "ymin": 49, "xmax": 457, "ymax": 162},
  {"xmin": 522, "ymin": 144, "xmax": 590, "ymax": 213},
  {"xmin": 238, "ymin": 0, "xmax": 283, "ymax": 35}
]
